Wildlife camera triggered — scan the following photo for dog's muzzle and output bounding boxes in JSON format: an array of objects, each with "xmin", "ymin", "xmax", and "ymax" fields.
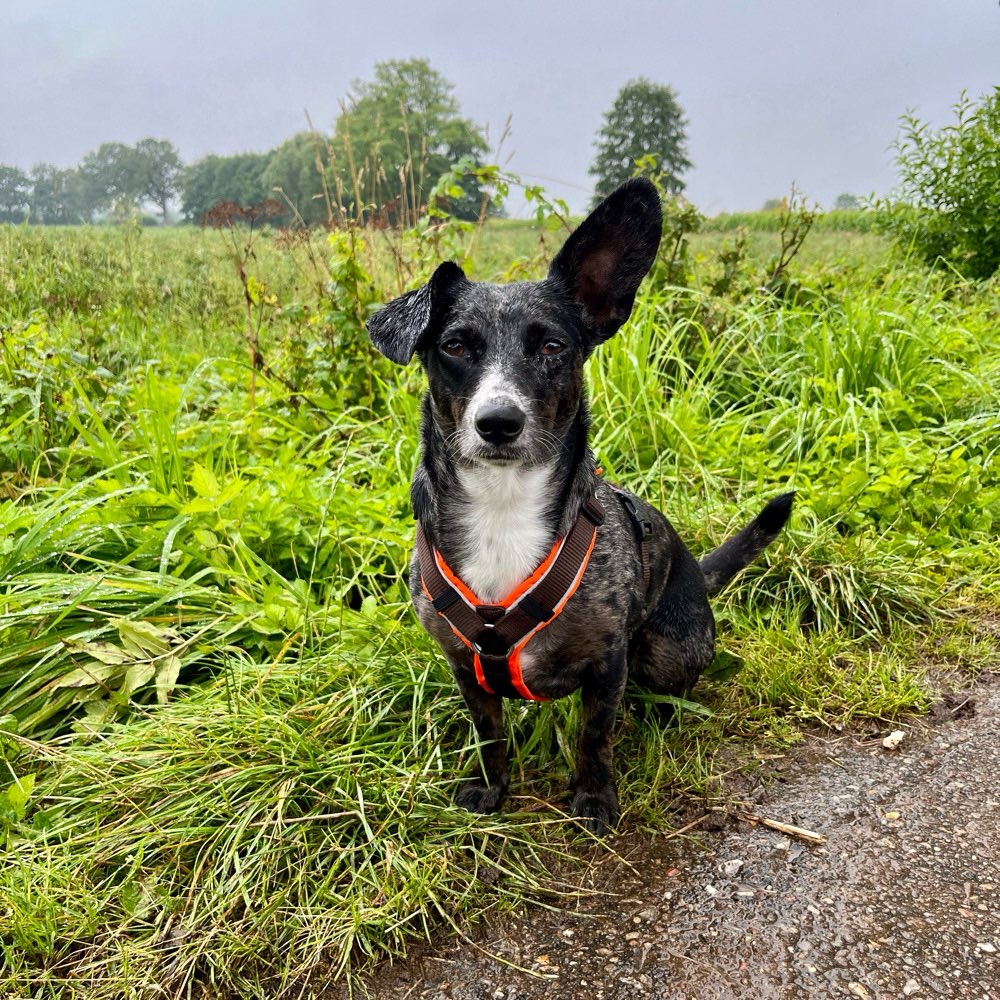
[{"xmin": 474, "ymin": 402, "xmax": 526, "ymax": 445}]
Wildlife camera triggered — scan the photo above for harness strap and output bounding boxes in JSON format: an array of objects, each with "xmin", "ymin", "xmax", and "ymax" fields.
[
  {"xmin": 417, "ymin": 495, "xmax": 605, "ymax": 701},
  {"xmin": 608, "ymin": 485, "xmax": 653, "ymax": 593}
]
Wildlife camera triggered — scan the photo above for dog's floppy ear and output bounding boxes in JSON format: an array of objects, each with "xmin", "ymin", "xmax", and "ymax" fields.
[
  {"xmin": 548, "ymin": 178, "xmax": 662, "ymax": 344},
  {"xmin": 366, "ymin": 261, "xmax": 469, "ymax": 364}
]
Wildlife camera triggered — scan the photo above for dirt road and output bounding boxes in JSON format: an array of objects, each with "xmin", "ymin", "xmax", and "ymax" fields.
[{"xmin": 360, "ymin": 674, "xmax": 998, "ymax": 1000}]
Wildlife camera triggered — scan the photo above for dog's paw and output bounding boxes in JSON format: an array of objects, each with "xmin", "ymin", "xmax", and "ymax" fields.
[
  {"xmin": 455, "ymin": 775, "xmax": 509, "ymax": 814},
  {"xmin": 570, "ymin": 786, "xmax": 620, "ymax": 837}
]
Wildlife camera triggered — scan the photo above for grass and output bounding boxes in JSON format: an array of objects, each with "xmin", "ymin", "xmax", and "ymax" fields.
[{"xmin": 0, "ymin": 208, "xmax": 998, "ymax": 997}]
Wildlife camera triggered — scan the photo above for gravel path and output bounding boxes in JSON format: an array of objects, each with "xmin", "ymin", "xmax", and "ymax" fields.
[{"xmin": 356, "ymin": 673, "xmax": 998, "ymax": 1000}]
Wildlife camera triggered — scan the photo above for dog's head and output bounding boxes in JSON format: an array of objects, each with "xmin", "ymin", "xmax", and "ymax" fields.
[{"xmin": 367, "ymin": 178, "xmax": 662, "ymax": 468}]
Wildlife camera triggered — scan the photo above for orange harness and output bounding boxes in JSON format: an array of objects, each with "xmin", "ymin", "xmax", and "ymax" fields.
[{"xmin": 416, "ymin": 496, "xmax": 605, "ymax": 700}]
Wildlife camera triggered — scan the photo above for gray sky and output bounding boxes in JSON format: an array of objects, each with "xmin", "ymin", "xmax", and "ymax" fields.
[{"xmin": 2, "ymin": 0, "xmax": 997, "ymax": 214}]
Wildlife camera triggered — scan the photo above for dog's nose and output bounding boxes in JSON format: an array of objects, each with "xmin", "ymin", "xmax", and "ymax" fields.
[{"xmin": 475, "ymin": 403, "xmax": 526, "ymax": 444}]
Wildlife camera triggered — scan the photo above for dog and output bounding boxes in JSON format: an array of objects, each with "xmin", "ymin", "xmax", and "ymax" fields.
[{"xmin": 366, "ymin": 178, "xmax": 793, "ymax": 836}]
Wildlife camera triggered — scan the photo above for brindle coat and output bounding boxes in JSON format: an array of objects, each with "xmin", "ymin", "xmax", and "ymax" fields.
[{"xmin": 367, "ymin": 179, "xmax": 792, "ymax": 835}]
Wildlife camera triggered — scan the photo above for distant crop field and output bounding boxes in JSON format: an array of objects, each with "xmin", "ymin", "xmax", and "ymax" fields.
[{"xmin": 0, "ymin": 212, "xmax": 996, "ymax": 997}]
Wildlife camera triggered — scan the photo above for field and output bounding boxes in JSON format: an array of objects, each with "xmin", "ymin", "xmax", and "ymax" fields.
[{"xmin": 1, "ymin": 211, "xmax": 998, "ymax": 997}]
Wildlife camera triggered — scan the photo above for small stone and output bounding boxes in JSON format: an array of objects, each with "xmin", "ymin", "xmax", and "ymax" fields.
[
  {"xmin": 847, "ymin": 983, "xmax": 870, "ymax": 999},
  {"xmin": 976, "ymin": 942, "xmax": 996, "ymax": 953},
  {"xmin": 882, "ymin": 730, "xmax": 906, "ymax": 750},
  {"xmin": 903, "ymin": 980, "xmax": 921, "ymax": 996},
  {"xmin": 704, "ymin": 883, "xmax": 718, "ymax": 897},
  {"xmin": 720, "ymin": 859, "xmax": 744, "ymax": 876}
]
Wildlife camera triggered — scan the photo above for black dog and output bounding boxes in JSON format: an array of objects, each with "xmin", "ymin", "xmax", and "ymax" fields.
[{"xmin": 367, "ymin": 178, "xmax": 792, "ymax": 835}]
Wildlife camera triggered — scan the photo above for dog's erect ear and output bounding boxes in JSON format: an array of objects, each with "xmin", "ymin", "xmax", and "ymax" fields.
[
  {"xmin": 548, "ymin": 178, "xmax": 662, "ymax": 343},
  {"xmin": 366, "ymin": 261, "xmax": 469, "ymax": 364}
]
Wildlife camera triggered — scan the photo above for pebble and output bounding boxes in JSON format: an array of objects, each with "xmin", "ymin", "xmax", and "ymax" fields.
[{"xmin": 361, "ymin": 684, "xmax": 1000, "ymax": 1000}]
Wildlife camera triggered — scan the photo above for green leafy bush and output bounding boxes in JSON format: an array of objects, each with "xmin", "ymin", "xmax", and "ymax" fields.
[{"xmin": 877, "ymin": 88, "xmax": 1000, "ymax": 279}]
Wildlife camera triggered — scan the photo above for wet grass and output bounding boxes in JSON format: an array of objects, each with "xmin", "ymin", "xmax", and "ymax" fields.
[{"xmin": 0, "ymin": 215, "xmax": 997, "ymax": 996}]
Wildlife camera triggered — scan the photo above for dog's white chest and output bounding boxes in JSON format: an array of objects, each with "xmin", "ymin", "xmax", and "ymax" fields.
[{"xmin": 452, "ymin": 464, "xmax": 556, "ymax": 603}]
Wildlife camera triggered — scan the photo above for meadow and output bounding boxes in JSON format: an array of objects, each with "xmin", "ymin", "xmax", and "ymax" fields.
[{"xmin": 0, "ymin": 207, "xmax": 997, "ymax": 997}]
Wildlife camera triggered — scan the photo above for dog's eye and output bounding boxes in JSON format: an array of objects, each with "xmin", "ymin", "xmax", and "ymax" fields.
[
  {"xmin": 440, "ymin": 339, "xmax": 466, "ymax": 358},
  {"xmin": 541, "ymin": 340, "xmax": 566, "ymax": 357}
]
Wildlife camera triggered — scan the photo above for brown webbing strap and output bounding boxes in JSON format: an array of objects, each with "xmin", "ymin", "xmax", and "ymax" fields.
[
  {"xmin": 608, "ymin": 485, "xmax": 652, "ymax": 593},
  {"xmin": 416, "ymin": 495, "xmax": 605, "ymax": 699}
]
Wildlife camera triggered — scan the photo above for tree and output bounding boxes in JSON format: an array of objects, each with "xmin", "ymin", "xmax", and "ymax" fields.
[
  {"xmin": 834, "ymin": 193, "xmax": 861, "ymax": 210},
  {"xmin": 133, "ymin": 137, "xmax": 183, "ymax": 222},
  {"xmin": 589, "ymin": 78, "xmax": 691, "ymax": 203},
  {"xmin": 261, "ymin": 133, "xmax": 332, "ymax": 225},
  {"xmin": 179, "ymin": 152, "xmax": 273, "ymax": 222},
  {"xmin": 332, "ymin": 58, "xmax": 490, "ymax": 223},
  {"xmin": 76, "ymin": 139, "xmax": 182, "ymax": 221},
  {"xmin": 28, "ymin": 163, "xmax": 89, "ymax": 224},
  {"xmin": 79, "ymin": 141, "xmax": 142, "ymax": 215},
  {"xmin": 0, "ymin": 165, "xmax": 31, "ymax": 222},
  {"xmin": 877, "ymin": 88, "xmax": 1000, "ymax": 279}
]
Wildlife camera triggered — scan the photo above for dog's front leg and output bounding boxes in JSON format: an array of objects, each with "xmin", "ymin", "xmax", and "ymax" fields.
[
  {"xmin": 450, "ymin": 660, "xmax": 510, "ymax": 814},
  {"xmin": 569, "ymin": 647, "xmax": 628, "ymax": 836}
]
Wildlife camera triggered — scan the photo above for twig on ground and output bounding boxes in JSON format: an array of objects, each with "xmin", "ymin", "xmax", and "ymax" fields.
[{"xmin": 740, "ymin": 813, "xmax": 827, "ymax": 845}]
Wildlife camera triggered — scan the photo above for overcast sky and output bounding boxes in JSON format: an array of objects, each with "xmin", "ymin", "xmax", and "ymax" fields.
[{"xmin": 2, "ymin": 0, "xmax": 997, "ymax": 214}]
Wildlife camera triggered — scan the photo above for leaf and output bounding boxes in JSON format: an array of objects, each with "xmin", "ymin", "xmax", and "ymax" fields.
[
  {"xmin": 122, "ymin": 661, "xmax": 156, "ymax": 698},
  {"xmin": 115, "ymin": 618, "xmax": 176, "ymax": 658},
  {"xmin": 633, "ymin": 692, "xmax": 714, "ymax": 717},
  {"xmin": 72, "ymin": 700, "xmax": 114, "ymax": 736},
  {"xmin": 119, "ymin": 880, "xmax": 143, "ymax": 918},
  {"xmin": 155, "ymin": 654, "xmax": 182, "ymax": 705},
  {"xmin": 4, "ymin": 773, "xmax": 36, "ymax": 820},
  {"xmin": 63, "ymin": 640, "xmax": 130, "ymax": 666},
  {"xmin": 703, "ymin": 650, "xmax": 745, "ymax": 682},
  {"xmin": 180, "ymin": 497, "xmax": 218, "ymax": 514},
  {"xmin": 188, "ymin": 463, "xmax": 221, "ymax": 499},
  {"xmin": 52, "ymin": 661, "xmax": 123, "ymax": 689}
]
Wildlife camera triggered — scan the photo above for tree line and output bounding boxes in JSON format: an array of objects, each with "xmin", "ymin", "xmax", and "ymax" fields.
[{"xmin": 0, "ymin": 60, "xmax": 691, "ymax": 227}]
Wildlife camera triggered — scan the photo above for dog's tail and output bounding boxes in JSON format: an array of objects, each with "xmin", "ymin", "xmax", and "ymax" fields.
[{"xmin": 699, "ymin": 492, "xmax": 794, "ymax": 596}]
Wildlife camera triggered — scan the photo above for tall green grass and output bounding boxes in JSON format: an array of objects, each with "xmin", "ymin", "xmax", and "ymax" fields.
[{"xmin": 0, "ymin": 219, "xmax": 997, "ymax": 996}]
